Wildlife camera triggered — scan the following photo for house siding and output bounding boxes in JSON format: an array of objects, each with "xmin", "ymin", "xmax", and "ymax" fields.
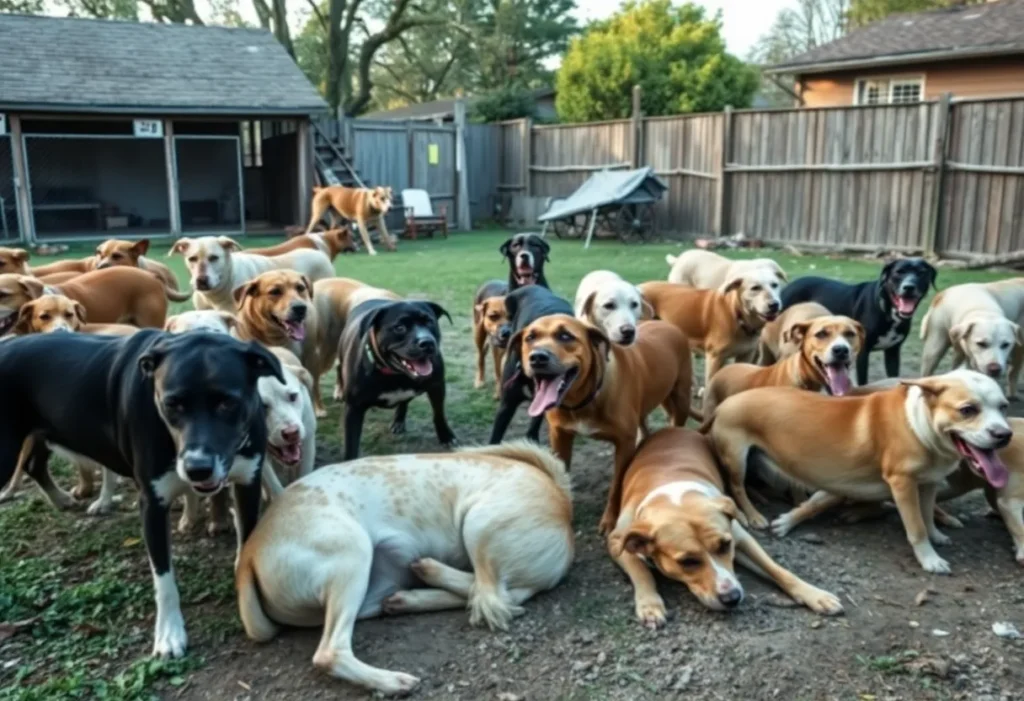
[{"xmin": 797, "ymin": 55, "xmax": 1024, "ymax": 107}]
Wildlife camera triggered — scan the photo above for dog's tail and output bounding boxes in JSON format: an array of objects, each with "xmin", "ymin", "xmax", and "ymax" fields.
[
  {"xmin": 164, "ymin": 283, "xmax": 192, "ymax": 303},
  {"xmin": 665, "ymin": 253, "xmax": 678, "ymax": 267},
  {"xmin": 467, "ymin": 556, "xmax": 524, "ymax": 631},
  {"xmin": 457, "ymin": 440, "xmax": 571, "ymax": 501},
  {"xmin": 236, "ymin": 551, "xmax": 279, "ymax": 643}
]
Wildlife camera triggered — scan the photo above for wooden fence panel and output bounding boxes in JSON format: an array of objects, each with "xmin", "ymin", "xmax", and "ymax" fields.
[
  {"xmin": 466, "ymin": 123, "xmax": 500, "ymax": 221},
  {"xmin": 529, "ymin": 120, "xmax": 632, "ymax": 197},
  {"xmin": 350, "ymin": 120, "xmax": 411, "ymax": 193},
  {"xmin": 411, "ymin": 125, "xmax": 457, "ymax": 224},
  {"xmin": 643, "ymin": 114, "xmax": 720, "ymax": 235}
]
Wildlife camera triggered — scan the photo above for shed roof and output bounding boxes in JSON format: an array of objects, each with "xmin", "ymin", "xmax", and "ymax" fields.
[{"xmin": 0, "ymin": 14, "xmax": 327, "ymax": 115}]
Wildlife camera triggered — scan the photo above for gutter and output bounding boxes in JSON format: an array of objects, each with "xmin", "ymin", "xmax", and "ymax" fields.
[
  {"xmin": 765, "ymin": 44, "xmax": 1024, "ymax": 76},
  {"xmin": 0, "ymin": 102, "xmax": 330, "ymax": 117}
]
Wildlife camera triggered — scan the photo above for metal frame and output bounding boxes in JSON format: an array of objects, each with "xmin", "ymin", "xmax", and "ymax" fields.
[
  {"xmin": 171, "ymin": 134, "xmax": 246, "ymax": 236},
  {"xmin": 0, "ymin": 135, "xmax": 21, "ymax": 242}
]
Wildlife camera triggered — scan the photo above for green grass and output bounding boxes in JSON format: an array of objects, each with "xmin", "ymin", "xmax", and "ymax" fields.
[{"xmin": 0, "ymin": 230, "xmax": 1009, "ymax": 699}]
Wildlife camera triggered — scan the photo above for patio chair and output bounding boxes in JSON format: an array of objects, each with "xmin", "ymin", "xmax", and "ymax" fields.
[{"xmin": 401, "ymin": 188, "xmax": 448, "ymax": 240}]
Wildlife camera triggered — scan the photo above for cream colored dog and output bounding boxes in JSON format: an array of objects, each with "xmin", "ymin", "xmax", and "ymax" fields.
[
  {"xmin": 705, "ymin": 369, "xmax": 1012, "ymax": 574},
  {"xmin": 164, "ymin": 309, "xmax": 238, "ymax": 335},
  {"xmin": 573, "ymin": 270, "xmax": 651, "ymax": 346},
  {"xmin": 666, "ymin": 250, "xmax": 788, "ymax": 292},
  {"xmin": 236, "ymin": 442, "xmax": 573, "ymax": 695},
  {"xmin": 920, "ymin": 279, "xmax": 1024, "ymax": 398},
  {"xmin": 169, "ymin": 236, "xmax": 333, "ymax": 312}
]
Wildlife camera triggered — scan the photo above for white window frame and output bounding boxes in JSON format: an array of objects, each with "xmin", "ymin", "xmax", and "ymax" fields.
[{"xmin": 853, "ymin": 74, "xmax": 926, "ymax": 106}]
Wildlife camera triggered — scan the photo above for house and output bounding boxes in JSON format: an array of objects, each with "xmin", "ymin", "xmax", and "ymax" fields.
[
  {"xmin": 361, "ymin": 87, "xmax": 557, "ymax": 123},
  {"xmin": 766, "ymin": 0, "xmax": 1024, "ymax": 108},
  {"xmin": 0, "ymin": 14, "xmax": 327, "ymax": 244}
]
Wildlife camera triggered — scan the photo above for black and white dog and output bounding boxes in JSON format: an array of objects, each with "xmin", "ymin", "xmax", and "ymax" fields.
[
  {"xmin": 0, "ymin": 330, "xmax": 282, "ymax": 657},
  {"xmin": 781, "ymin": 257, "xmax": 937, "ymax": 385},
  {"xmin": 489, "ymin": 285, "xmax": 574, "ymax": 444},
  {"xmin": 501, "ymin": 233, "xmax": 551, "ymax": 290},
  {"xmin": 337, "ymin": 299, "xmax": 456, "ymax": 460}
]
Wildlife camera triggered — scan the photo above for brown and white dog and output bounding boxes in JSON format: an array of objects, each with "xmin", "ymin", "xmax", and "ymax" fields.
[
  {"xmin": 665, "ymin": 250, "xmax": 788, "ymax": 291},
  {"xmin": 757, "ymin": 301, "xmax": 831, "ymax": 365},
  {"xmin": 639, "ymin": 279, "xmax": 780, "ymax": 388},
  {"xmin": 473, "ymin": 279, "xmax": 511, "ymax": 399},
  {"xmin": 304, "ymin": 185, "xmax": 395, "ymax": 256},
  {"xmin": 94, "ymin": 238, "xmax": 180, "ymax": 291},
  {"xmin": 0, "ymin": 247, "xmax": 30, "ymax": 275},
  {"xmin": 514, "ymin": 315, "xmax": 693, "ymax": 534},
  {"xmin": 608, "ymin": 428, "xmax": 843, "ymax": 627},
  {"xmin": 704, "ymin": 369, "xmax": 1013, "ymax": 573},
  {"xmin": 574, "ymin": 270, "xmax": 652, "ymax": 346},
  {"xmin": 701, "ymin": 315, "xmax": 863, "ymax": 417},
  {"xmin": 247, "ymin": 229, "xmax": 357, "ymax": 260},
  {"xmin": 236, "ymin": 442, "xmax": 573, "ymax": 695}
]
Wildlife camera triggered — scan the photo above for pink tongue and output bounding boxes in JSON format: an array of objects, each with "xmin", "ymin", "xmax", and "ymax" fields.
[
  {"xmin": 411, "ymin": 358, "xmax": 433, "ymax": 376},
  {"xmin": 965, "ymin": 442, "xmax": 1010, "ymax": 489},
  {"xmin": 286, "ymin": 321, "xmax": 306, "ymax": 341},
  {"xmin": 278, "ymin": 442, "xmax": 301, "ymax": 464},
  {"xmin": 825, "ymin": 365, "xmax": 852, "ymax": 396},
  {"xmin": 894, "ymin": 296, "xmax": 917, "ymax": 316},
  {"xmin": 528, "ymin": 377, "xmax": 561, "ymax": 417}
]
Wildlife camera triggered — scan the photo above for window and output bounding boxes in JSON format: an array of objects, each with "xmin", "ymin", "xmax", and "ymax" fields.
[{"xmin": 854, "ymin": 76, "xmax": 924, "ymax": 105}]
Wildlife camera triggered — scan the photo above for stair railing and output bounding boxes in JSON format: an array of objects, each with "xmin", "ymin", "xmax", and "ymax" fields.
[{"xmin": 311, "ymin": 120, "xmax": 366, "ymax": 189}]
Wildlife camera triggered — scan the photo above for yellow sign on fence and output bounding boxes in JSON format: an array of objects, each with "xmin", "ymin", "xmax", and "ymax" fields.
[{"xmin": 428, "ymin": 143, "xmax": 439, "ymax": 165}]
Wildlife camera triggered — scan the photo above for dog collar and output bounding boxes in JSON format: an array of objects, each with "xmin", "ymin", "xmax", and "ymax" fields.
[
  {"xmin": 561, "ymin": 369, "xmax": 604, "ymax": 412},
  {"xmin": 364, "ymin": 329, "xmax": 398, "ymax": 375}
]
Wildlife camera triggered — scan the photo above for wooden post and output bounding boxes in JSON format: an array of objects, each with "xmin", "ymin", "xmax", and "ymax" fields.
[
  {"xmin": 713, "ymin": 106, "xmax": 733, "ymax": 238},
  {"xmin": 406, "ymin": 120, "xmax": 415, "ymax": 190},
  {"xmin": 631, "ymin": 84, "xmax": 643, "ymax": 169},
  {"xmin": 296, "ymin": 118, "xmax": 312, "ymax": 228},
  {"xmin": 521, "ymin": 117, "xmax": 533, "ymax": 197},
  {"xmin": 162, "ymin": 119, "xmax": 182, "ymax": 236},
  {"xmin": 454, "ymin": 98, "xmax": 471, "ymax": 231},
  {"xmin": 924, "ymin": 92, "xmax": 953, "ymax": 257},
  {"xmin": 8, "ymin": 114, "xmax": 34, "ymax": 243}
]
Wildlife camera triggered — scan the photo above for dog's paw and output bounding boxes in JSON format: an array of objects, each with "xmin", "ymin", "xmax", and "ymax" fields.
[
  {"xmin": 747, "ymin": 511, "xmax": 770, "ymax": 531},
  {"xmin": 635, "ymin": 597, "xmax": 667, "ymax": 630},
  {"xmin": 368, "ymin": 249, "xmax": 378, "ymax": 257},
  {"xmin": 410, "ymin": 558, "xmax": 441, "ymax": 584},
  {"xmin": 770, "ymin": 512, "xmax": 798, "ymax": 538},
  {"xmin": 597, "ymin": 512, "xmax": 617, "ymax": 537},
  {"xmin": 152, "ymin": 616, "xmax": 188, "ymax": 659},
  {"xmin": 70, "ymin": 484, "xmax": 94, "ymax": 500},
  {"xmin": 917, "ymin": 551, "xmax": 951, "ymax": 575},
  {"xmin": 473, "ymin": 377, "xmax": 485, "ymax": 389},
  {"xmin": 1015, "ymin": 547, "xmax": 1024, "ymax": 566},
  {"xmin": 314, "ymin": 406, "xmax": 328, "ymax": 419},
  {"xmin": 332, "ymin": 385, "xmax": 344, "ymax": 402},
  {"xmin": 207, "ymin": 518, "xmax": 232, "ymax": 538},
  {"xmin": 929, "ymin": 529, "xmax": 952, "ymax": 546},
  {"xmin": 795, "ymin": 585, "xmax": 844, "ymax": 616},
  {"xmin": 390, "ymin": 421, "xmax": 407, "ymax": 435},
  {"xmin": 382, "ymin": 591, "xmax": 411, "ymax": 615},
  {"xmin": 176, "ymin": 513, "xmax": 198, "ymax": 535},
  {"xmin": 86, "ymin": 498, "xmax": 114, "ymax": 517},
  {"xmin": 440, "ymin": 434, "xmax": 459, "ymax": 449},
  {"xmin": 373, "ymin": 671, "xmax": 420, "ymax": 696}
]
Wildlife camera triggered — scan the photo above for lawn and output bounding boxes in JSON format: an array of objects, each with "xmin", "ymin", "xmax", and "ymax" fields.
[{"xmin": 0, "ymin": 230, "xmax": 1017, "ymax": 701}]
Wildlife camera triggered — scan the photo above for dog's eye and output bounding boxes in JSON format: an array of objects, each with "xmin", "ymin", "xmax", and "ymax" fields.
[
  {"xmin": 525, "ymin": 331, "xmax": 535, "ymax": 343},
  {"xmin": 770, "ymin": 282, "xmax": 779, "ymax": 289},
  {"xmin": 814, "ymin": 329, "xmax": 829, "ymax": 339},
  {"xmin": 295, "ymin": 285, "xmax": 306, "ymax": 295},
  {"xmin": 843, "ymin": 330, "xmax": 856, "ymax": 339},
  {"xmin": 750, "ymin": 285, "xmax": 762, "ymax": 292},
  {"xmin": 557, "ymin": 331, "xmax": 574, "ymax": 343},
  {"xmin": 488, "ymin": 313, "xmax": 501, "ymax": 321},
  {"xmin": 268, "ymin": 287, "xmax": 282, "ymax": 297},
  {"xmin": 188, "ymin": 256, "xmax": 199, "ymax": 264},
  {"xmin": 218, "ymin": 399, "xmax": 237, "ymax": 414},
  {"xmin": 394, "ymin": 324, "xmax": 406, "ymax": 335},
  {"xmin": 164, "ymin": 400, "xmax": 184, "ymax": 415},
  {"xmin": 959, "ymin": 404, "xmax": 979, "ymax": 418},
  {"xmin": 630, "ymin": 301, "xmax": 639, "ymax": 309},
  {"xmin": 678, "ymin": 556, "xmax": 702, "ymax": 570},
  {"xmin": 287, "ymin": 392, "xmax": 299, "ymax": 403},
  {"xmin": 977, "ymin": 340, "xmax": 990, "ymax": 349},
  {"xmin": 1001, "ymin": 342, "xmax": 1011, "ymax": 350},
  {"xmin": 716, "ymin": 540, "xmax": 732, "ymax": 555},
  {"xmin": 64, "ymin": 312, "xmax": 74, "ymax": 319},
  {"xmin": 39, "ymin": 313, "xmax": 51, "ymax": 321},
  {"xmin": 208, "ymin": 255, "xmax": 220, "ymax": 263},
  {"xmin": 112, "ymin": 253, "xmax": 122, "ymax": 260},
  {"xmin": 602, "ymin": 302, "xmax": 616, "ymax": 311}
]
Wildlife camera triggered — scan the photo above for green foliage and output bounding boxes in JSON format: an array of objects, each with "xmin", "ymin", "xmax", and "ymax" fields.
[
  {"xmin": 555, "ymin": 0, "xmax": 758, "ymax": 122},
  {"xmin": 847, "ymin": 0, "xmax": 984, "ymax": 28},
  {"xmin": 470, "ymin": 86, "xmax": 538, "ymax": 122}
]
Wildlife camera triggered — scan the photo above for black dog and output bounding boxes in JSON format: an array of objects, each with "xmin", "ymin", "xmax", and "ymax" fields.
[
  {"xmin": 489, "ymin": 285, "xmax": 574, "ymax": 444},
  {"xmin": 0, "ymin": 330, "xmax": 282, "ymax": 658},
  {"xmin": 500, "ymin": 233, "xmax": 551, "ymax": 290},
  {"xmin": 781, "ymin": 257, "xmax": 937, "ymax": 385},
  {"xmin": 338, "ymin": 298, "xmax": 456, "ymax": 460}
]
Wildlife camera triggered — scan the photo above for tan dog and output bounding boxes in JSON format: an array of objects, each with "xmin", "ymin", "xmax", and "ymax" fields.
[
  {"xmin": 666, "ymin": 250, "xmax": 788, "ymax": 291},
  {"xmin": 304, "ymin": 185, "xmax": 395, "ymax": 256},
  {"xmin": 920, "ymin": 279, "xmax": 1024, "ymax": 398},
  {"xmin": 247, "ymin": 229, "xmax": 357, "ymax": 260},
  {"xmin": 169, "ymin": 236, "xmax": 333, "ymax": 312},
  {"xmin": 24, "ymin": 256, "xmax": 95, "ymax": 278},
  {"xmin": 473, "ymin": 280, "xmax": 510, "ymax": 399},
  {"xmin": 608, "ymin": 428, "xmax": 843, "ymax": 627},
  {"xmin": 94, "ymin": 238, "xmax": 180, "ymax": 291},
  {"xmin": 640, "ymin": 280, "xmax": 779, "ymax": 387},
  {"xmin": 704, "ymin": 369, "xmax": 1013, "ymax": 573},
  {"xmin": 13, "ymin": 294, "xmax": 138, "ymax": 336},
  {"xmin": 515, "ymin": 315, "xmax": 693, "ymax": 534},
  {"xmin": 0, "ymin": 247, "xmax": 30, "ymax": 275},
  {"xmin": 758, "ymin": 301, "xmax": 831, "ymax": 365},
  {"xmin": 702, "ymin": 315, "xmax": 864, "ymax": 417}
]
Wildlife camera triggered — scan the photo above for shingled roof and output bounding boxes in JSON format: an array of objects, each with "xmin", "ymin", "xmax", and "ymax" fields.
[
  {"xmin": 768, "ymin": 0, "xmax": 1024, "ymax": 74},
  {"xmin": 0, "ymin": 14, "xmax": 327, "ymax": 115}
]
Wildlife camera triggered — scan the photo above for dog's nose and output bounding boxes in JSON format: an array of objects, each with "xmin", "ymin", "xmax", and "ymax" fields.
[
  {"xmin": 281, "ymin": 427, "xmax": 300, "ymax": 444},
  {"xmin": 717, "ymin": 588, "xmax": 742, "ymax": 609},
  {"xmin": 989, "ymin": 426, "xmax": 1013, "ymax": 447},
  {"xmin": 986, "ymin": 363, "xmax": 1003, "ymax": 377},
  {"xmin": 417, "ymin": 337, "xmax": 436, "ymax": 354},
  {"xmin": 498, "ymin": 326, "xmax": 512, "ymax": 342},
  {"xmin": 831, "ymin": 345, "xmax": 850, "ymax": 360},
  {"xmin": 529, "ymin": 350, "xmax": 552, "ymax": 369},
  {"xmin": 619, "ymin": 326, "xmax": 636, "ymax": 342},
  {"xmin": 767, "ymin": 301, "xmax": 781, "ymax": 313},
  {"xmin": 96, "ymin": 261, "xmax": 110, "ymax": 269},
  {"xmin": 195, "ymin": 275, "xmax": 209, "ymax": 288},
  {"xmin": 183, "ymin": 454, "xmax": 215, "ymax": 482},
  {"xmin": 289, "ymin": 304, "xmax": 307, "ymax": 321}
]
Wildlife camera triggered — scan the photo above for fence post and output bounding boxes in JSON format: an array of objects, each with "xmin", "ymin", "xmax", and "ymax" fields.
[
  {"xmin": 631, "ymin": 84, "xmax": 643, "ymax": 168},
  {"xmin": 8, "ymin": 114, "xmax": 34, "ymax": 243},
  {"xmin": 406, "ymin": 120, "xmax": 415, "ymax": 190},
  {"xmin": 454, "ymin": 97, "xmax": 471, "ymax": 231},
  {"xmin": 924, "ymin": 92, "xmax": 952, "ymax": 257},
  {"xmin": 162, "ymin": 119, "xmax": 181, "ymax": 236},
  {"xmin": 713, "ymin": 105, "xmax": 733, "ymax": 238},
  {"xmin": 521, "ymin": 117, "xmax": 533, "ymax": 197}
]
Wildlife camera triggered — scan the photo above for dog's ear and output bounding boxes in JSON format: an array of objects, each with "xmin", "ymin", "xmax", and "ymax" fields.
[
  {"xmin": 216, "ymin": 237, "xmax": 242, "ymax": 253},
  {"xmin": 852, "ymin": 320, "xmax": 866, "ymax": 352},
  {"xmin": 608, "ymin": 521, "xmax": 656, "ymax": 558},
  {"xmin": 72, "ymin": 301, "xmax": 87, "ymax": 325},
  {"xmin": 14, "ymin": 302, "xmax": 37, "ymax": 334},
  {"xmin": 720, "ymin": 277, "xmax": 744, "ymax": 295},
  {"xmin": 880, "ymin": 258, "xmax": 899, "ymax": 281},
  {"xmin": 133, "ymin": 239, "xmax": 151, "ymax": 257},
  {"xmin": 94, "ymin": 243, "xmax": 104, "ymax": 256},
  {"xmin": 637, "ymin": 290, "xmax": 656, "ymax": 320},
  {"xmin": 901, "ymin": 377, "xmax": 948, "ymax": 396},
  {"xmin": 290, "ymin": 365, "xmax": 315, "ymax": 392},
  {"xmin": 168, "ymin": 238, "xmax": 191, "ymax": 257},
  {"xmin": 587, "ymin": 325, "xmax": 611, "ymax": 361},
  {"xmin": 503, "ymin": 292, "xmax": 520, "ymax": 321},
  {"xmin": 534, "ymin": 236, "xmax": 551, "ymax": 261},
  {"xmin": 506, "ymin": 328, "xmax": 525, "ymax": 355},
  {"xmin": 949, "ymin": 321, "xmax": 974, "ymax": 346},
  {"xmin": 163, "ymin": 316, "xmax": 179, "ymax": 333},
  {"xmin": 425, "ymin": 302, "xmax": 452, "ymax": 325},
  {"xmin": 924, "ymin": 262, "xmax": 938, "ymax": 291},
  {"xmin": 499, "ymin": 237, "xmax": 513, "ymax": 258},
  {"xmin": 1014, "ymin": 322, "xmax": 1024, "ymax": 348},
  {"xmin": 581, "ymin": 291, "xmax": 598, "ymax": 321},
  {"xmin": 138, "ymin": 347, "xmax": 166, "ymax": 377},
  {"xmin": 11, "ymin": 248, "xmax": 29, "ymax": 263},
  {"xmin": 301, "ymin": 275, "xmax": 314, "ymax": 299},
  {"xmin": 245, "ymin": 341, "xmax": 285, "ymax": 385},
  {"xmin": 17, "ymin": 276, "xmax": 44, "ymax": 299},
  {"xmin": 233, "ymin": 281, "xmax": 260, "ymax": 307},
  {"xmin": 773, "ymin": 264, "xmax": 789, "ymax": 283},
  {"xmin": 714, "ymin": 496, "xmax": 739, "ymax": 521},
  {"xmin": 218, "ymin": 311, "xmax": 239, "ymax": 332},
  {"xmin": 785, "ymin": 321, "xmax": 811, "ymax": 347}
]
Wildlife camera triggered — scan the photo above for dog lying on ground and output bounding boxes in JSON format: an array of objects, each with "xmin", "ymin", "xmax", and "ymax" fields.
[
  {"xmin": 781, "ymin": 258, "xmax": 937, "ymax": 385},
  {"xmin": 94, "ymin": 239, "xmax": 180, "ymax": 290},
  {"xmin": 665, "ymin": 249, "xmax": 788, "ymax": 292},
  {"xmin": 170, "ymin": 236, "xmax": 333, "ymax": 312},
  {"xmin": 757, "ymin": 301, "xmax": 831, "ymax": 365},
  {"xmin": 920, "ymin": 278, "xmax": 1024, "ymax": 399},
  {"xmin": 515, "ymin": 315, "xmax": 693, "ymax": 534},
  {"xmin": 0, "ymin": 331, "xmax": 283, "ymax": 656},
  {"xmin": 704, "ymin": 369, "xmax": 1012, "ymax": 574},
  {"xmin": 304, "ymin": 185, "xmax": 395, "ymax": 256},
  {"xmin": 501, "ymin": 233, "xmax": 550, "ymax": 290},
  {"xmin": 489, "ymin": 286, "xmax": 574, "ymax": 444},
  {"xmin": 12, "ymin": 294, "xmax": 139, "ymax": 336},
  {"xmin": 640, "ymin": 279, "xmax": 780, "ymax": 388},
  {"xmin": 337, "ymin": 296, "xmax": 456, "ymax": 460},
  {"xmin": 473, "ymin": 279, "xmax": 511, "ymax": 398},
  {"xmin": 247, "ymin": 229, "xmax": 357, "ymax": 260},
  {"xmin": 574, "ymin": 270, "xmax": 650, "ymax": 346},
  {"xmin": 608, "ymin": 428, "xmax": 843, "ymax": 627},
  {"xmin": 236, "ymin": 442, "xmax": 573, "ymax": 695}
]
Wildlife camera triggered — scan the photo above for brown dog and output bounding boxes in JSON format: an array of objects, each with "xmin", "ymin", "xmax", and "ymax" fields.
[
  {"xmin": 514, "ymin": 315, "xmax": 693, "ymax": 534},
  {"xmin": 639, "ymin": 280, "xmax": 779, "ymax": 388},
  {"xmin": 702, "ymin": 315, "xmax": 864, "ymax": 417},
  {"xmin": 24, "ymin": 256, "xmax": 95, "ymax": 278},
  {"xmin": 757, "ymin": 301, "xmax": 831, "ymax": 365},
  {"xmin": 0, "ymin": 247, "xmax": 30, "ymax": 275},
  {"xmin": 608, "ymin": 427, "xmax": 843, "ymax": 627},
  {"xmin": 304, "ymin": 186, "xmax": 395, "ymax": 256},
  {"xmin": 94, "ymin": 238, "xmax": 180, "ymax": 291},
  {"xmin": 248, "ymin": 229, "xmax": 357, "ymax": 260},
  {"xmin": 13, "ymin": 294, "xmax": 138, "ymax": 336},
  {"xmin": 473, "ymin": 280, "xmax": 511, "ymax": 399}
]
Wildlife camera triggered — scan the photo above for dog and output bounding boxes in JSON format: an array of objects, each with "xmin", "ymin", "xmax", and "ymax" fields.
[
  {"xmin": 21, "ymin": 254, "xmax": 94, "ymax": 278},
  {"xmin": 473, "ymin": 280, "xmax": 511, "ymax": 398},
  {"xmin": 639, "ymin": 279, "xmax": 780, "ymax": 388},
  {"xmin": 702, "ymin": 315, "xmax": 864, "ymax": 417},
  {"xmin": 574, "ymin": 270, "xmax": 651, "ymax": 346},
  {"xmin": 607, "ymin": 428, "xmax": 843, "ymax": 626},
  {"xmin": 665, "ymin": 250, "xmax": 788, "ymax": 291},
  {"xmin": 0, "ymin": 331, "xmax": 283, "ymax": 656},
  {"xmin": 247, "ymin": 228, "xmax": 357, "ymax": 260},
  {"xmin": 515, "ymin": 314, "xmax": 693, "ymax": 534},
  {"xmin": 920, "ymin": 279, "xmax": 1024, "ymax": 399},
  {"xmin": 94, "ymin": 238, "xmax": 180, "ymax": 291},
  {"xmin": 12, "ymin": 294, "xmax": 139, "ymax": 336},
  {"xmin": 703, "ymin": 369, "xmax": 1012, "ymax": 574},
  {"xmin": 304, "ymin": 185, "xmax": 395, "ymax": 256},
  {"xmin": 169, "ymin": 236, "xmax": 334, "ymax": 312},
  {"xmin": 236, "ymin": 442, "xmax": 573, "ymax": 694},
  {"xmin": 164, "ymin": 309, "xmax": 238, "ymax": 335},
  {"xmin": 337, "ymin": 297, "xmax": 456, "ymax": 460},
  {"xmin": 500, "ymin": 233, "xmax": 550, "ymax": 290},
  {"xmin": 757, "ymin": 301, "xmax": 831, "ymax": 365},
  {"xmin": 488, "ymin": 285, "xmax": 574, "ymax": 444},
  {"xmin": 781, "ymin": 258, "xmax": 937, "ymax": 385},
  {"xmin": 0, "ymin": 247, "xmax": 30, "ymax": 275}
]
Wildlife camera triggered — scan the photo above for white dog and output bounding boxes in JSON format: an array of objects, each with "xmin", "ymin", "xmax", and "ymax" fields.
[
  {"xmin": 236, "ymin": 442, "xmax": 574, "ymax": 695},
  {"xmin": 666, "ymin": 249, "xmax": 788, "ymax": 292},
  {"xmin": 169, "ymin": 236, "xmax": 334, "ymax": 312},
  {"xmin": 573, "ymin": 270, "xmax": 651, "ymax": 345},
  {"xmin": 164, "ymin": 309, "xmax": 238, "ymax": 335},
  {"xmin": 920, "ymin": 279, "xmax": 1024, "ymax": 399}
]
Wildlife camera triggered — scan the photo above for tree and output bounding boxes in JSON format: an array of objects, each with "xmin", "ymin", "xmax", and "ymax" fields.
[
  {"xmin": 470, "ymin": 86, "xmax": 537, "ymax": 122},
  {"xmin": 556, "ymin": 0, "xmax": 758, "ymax": 122},
  {"xmin": 847, "ymin": 0, "xmax": 983, "ymax": 28}
]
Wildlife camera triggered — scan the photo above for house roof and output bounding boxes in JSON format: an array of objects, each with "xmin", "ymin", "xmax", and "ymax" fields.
[
  {"xmin": 768, "ymin": 0, "xmax": 1024, "ymax": 75},
  {"xmin": 361, "ymin": 87, "xmax": 556, "ymax": 121},
  {"xmin": 0, "ymin": 14, "xmax": 327, "ymax": 115}
]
